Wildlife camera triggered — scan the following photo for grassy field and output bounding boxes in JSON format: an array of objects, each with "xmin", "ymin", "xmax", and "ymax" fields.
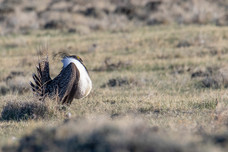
[{"xmin": 1, "ymin": 25, "xmax": 228, "ymax": 151}]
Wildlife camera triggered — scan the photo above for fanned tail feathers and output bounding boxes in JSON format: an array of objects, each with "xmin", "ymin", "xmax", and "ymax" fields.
[{"xmin": 30, "ymin": 55, "xmax": 51, "ymax": 100}]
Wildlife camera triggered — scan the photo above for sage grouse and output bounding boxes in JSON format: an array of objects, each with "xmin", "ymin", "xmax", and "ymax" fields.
[{"xmin": 30, "ymin": 54, "xmax": 92, "ymax": 104}]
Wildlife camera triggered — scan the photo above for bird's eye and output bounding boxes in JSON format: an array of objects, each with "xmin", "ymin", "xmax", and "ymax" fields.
[{"xmin": 77, "ymin": 56, "xmax": 83, "ymax": 62}]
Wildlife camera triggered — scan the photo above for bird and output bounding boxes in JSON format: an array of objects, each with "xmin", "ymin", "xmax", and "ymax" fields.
[{"xmin": 30, "ymin": 51, "xmax": 92, "ymax": 105}]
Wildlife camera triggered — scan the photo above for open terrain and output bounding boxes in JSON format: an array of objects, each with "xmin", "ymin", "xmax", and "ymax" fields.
[{"xmin": 0, "ymin": 25, "xmax": 228, "ymax": 151}]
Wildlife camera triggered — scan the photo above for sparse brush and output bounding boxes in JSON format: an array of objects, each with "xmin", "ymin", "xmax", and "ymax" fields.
[
  {"xmin": 192, "ymin": 66, "xmax": 228, "ymax": 89},
  {"xmin": 0, "ymin": 71, "xmax": 30, "ymax": 96},
  {"xmin": 0, "ymin": 82, "xmax": 10, "ymax": 96},
  {"xmin": 2, "ymin": 117, "xmax": 191, "ymax": 152},
  {"xmin": 148, "ymin": 0, "xmax": 226, "ymax": 25},
  {"xmin": 4, "ymin": 71, "xmax": 25, "ymax": 82},
  {"xmin": 6, "ymin": 76, "xmax": 30, "ymax": 95},
  {"xmin": 93, "ymin": 57, "xmax": 131, "ymax": 72},
  {"xmin": 101, "ymin": 77, "xmax": 140, "ymax": 88},
  {"xmin": 2, "ymin": 18, "xmax": 228, "ymax": 151},
  {"xmin": 1, "ymin": 99, "xmax": 66, "ymax": 121},
  {"xmin": 215, "ymin": 101, "xmax": 228, "ymax": 125}
]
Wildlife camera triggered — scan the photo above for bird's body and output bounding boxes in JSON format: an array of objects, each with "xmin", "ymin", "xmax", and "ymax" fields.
[
  {"xmin": 62, "ymin": 57, "xmax": 92, "ymax": 99},
  {"xmin": 30, "ymin": 54, "xmax": 92, "ymax": 105}
]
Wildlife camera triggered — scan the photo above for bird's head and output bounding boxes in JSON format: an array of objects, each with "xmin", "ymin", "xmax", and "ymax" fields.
[
  {"xmin": 55, "ymin": 52, "xmax": 83, "ymax": 64},
  {"xmin": 61, "ymin": 55, "xmax": 88, "ymax": 73},
  {"xmin": 69, "ymin": 55, "xmax": 83, "ymax": 63}
]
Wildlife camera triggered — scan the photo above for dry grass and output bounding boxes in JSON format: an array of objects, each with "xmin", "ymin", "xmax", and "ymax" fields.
[
  {"xmin": 148, "ymin": 0, "xmax": 226, "ymax": 25},
  {"xmin": 1, "ymin": 25, "xmax": 228, "ymax": 151},
  {"xmin": 1, "ymin": 98, "xmax": 66, "ymax": 121},
  {"xmin": 1, "ymin": 0, "xmax": 228, "ymax": 34},
  {"xmin": 0, "ymin": 117, "xmax": 210, "ymax": 152},
  {"xmin": 3, "ymin": 117, "xmax": 228, "ymax": 152}
]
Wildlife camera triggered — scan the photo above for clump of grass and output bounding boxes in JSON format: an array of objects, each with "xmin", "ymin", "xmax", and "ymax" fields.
[
  {"xmin": 3, "ymin": 117, "xmax": 192, "ymax": 152},
  {"xmin": 191, "ymin": 67, "xmax": 212, "ymax": 78},
  {"xmin": 148, "ymin": 0, "xmax": 226, "ymax": 25},
  {"xmin": 1, "ymin": 99, "xmax": 65, "ymax": 121},
  {"xmin": 5, "ymin": 71, "xmax": 25, "ymax": 82},
  {"xmin": 191, "ymin": 66, "xmax": 228, "ymax": 89},
  {"xmin": 189, "ymin": 101, "xmax": 217, "ymax": 110},
  {"xmin": 176, "ymin": 40, "xmax": 192, "ymax": 48},
  {"xmin": 0, "ymin": 71, "xmax": 30, "ymax": 95},
  {"xmin": 0, "ymin": 82, "xmax": 10, "ymax": 95},
  {"xmin": 206, "ymin": 132, "xmax": 228, "ymax": 149},
  {"xmin": 93, "ymin": 57, "xmax": 131, "ymax": 72},
  {"xmin": 0, "ymin": 80, "xmax": 30, "ymax": 96},
  {"xmin": 215, "ymin": 101, "xmax": 228, "ymax": 125},
  {"xmin": 138, "ymin": 106, "xmax": 159, "ymax": 114},
  {"xmin": 100, "ymin": 77, "xmax": 140, "ymax": 88},
  {"xmin": 200, "ymin": 77, "xmax": 221, "ymax": 89},
  {"xmin": 6, "ymin": 76, "xmax": 30, "ymax": 95}
]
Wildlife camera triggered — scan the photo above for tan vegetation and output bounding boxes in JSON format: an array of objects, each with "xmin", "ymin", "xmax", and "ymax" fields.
[
  {"xmin": 1, "ymin": 0, "xmax": 228, "ymax": 150},
  {"xmin": 0, "ymin": 25, "xmax": 228, "ymax": 151},
  {"xmin": 0, "ymin": 117, "xmax": 209, "ymax": 152},
  {"xmin": 1, "ymin": 0, "xmax": 228, "ymax": 34},
  {"xmin": 1, "ymin": 99, "xmax": 66, "ymax": 121}
]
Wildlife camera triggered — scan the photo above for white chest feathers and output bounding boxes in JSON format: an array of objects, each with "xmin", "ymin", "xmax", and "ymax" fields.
[{"xmin": 62, "ymin": 57, "xmax": 92, "ymax": 99}]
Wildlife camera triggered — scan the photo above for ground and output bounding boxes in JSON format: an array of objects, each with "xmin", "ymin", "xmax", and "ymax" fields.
[{"xmin": 0, "ymin": 25, "xmax": 228, "ymax": 151}]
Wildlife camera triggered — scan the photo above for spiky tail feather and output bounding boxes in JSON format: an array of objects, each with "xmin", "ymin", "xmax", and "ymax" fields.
[{"xmin": 30, "ymin": 48, "xmax": 52, "ymax": 100}]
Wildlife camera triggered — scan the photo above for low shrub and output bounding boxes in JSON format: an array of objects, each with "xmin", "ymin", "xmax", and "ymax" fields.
[
  {"xmin": 1, "ymin": 99, "xmax": 65, "ymax": 121},
  {"xmin": 3, "ymin": 118, "xmax": 188, "ymax": 152}
]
